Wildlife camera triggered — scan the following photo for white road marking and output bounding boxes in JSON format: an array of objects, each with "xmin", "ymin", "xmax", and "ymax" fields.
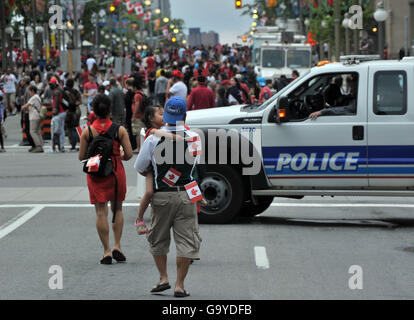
[
  {"xmin": 0, "ymin": 206, "xmax": 44, "ymax": 240},
  {"xmin": 270, "ymin": 203, "xmax": 414, "ymax": 208},
  {"xmin": 1, "ymin": 202, "xmax": 414, "ymax": 209},
  {"xmin": 0, "ymin": 204, "xmax": 140, "ymax": 208},
  {"xmin": 254, "ymin": 246, "xmax": 269, "ymax": 270}
]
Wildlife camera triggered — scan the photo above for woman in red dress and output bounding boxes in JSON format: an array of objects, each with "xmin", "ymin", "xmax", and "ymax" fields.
[{"xmin": 79, "ymin": 94, "xmax": 133, "ymax": 264}]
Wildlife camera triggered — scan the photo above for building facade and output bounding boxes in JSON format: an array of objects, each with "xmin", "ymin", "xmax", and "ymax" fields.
[
  {"xmin": 188, "ymin": 28, "xmax": 202, "ymax": 47},
  {"xmin": 382, "ymin": 0, "xmax": 414, "ymax": 58},
  {"xmin": 151, "ymin": 0, "xmax": 171, "ymax": 17},
  {"xmin": 201, "ymin": 31, "xmax": 219, "ymax": 47}
]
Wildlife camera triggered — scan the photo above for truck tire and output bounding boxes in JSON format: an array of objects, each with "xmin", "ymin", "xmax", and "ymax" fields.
[
  {"xmin": 240, "ymin": 196, "xmax": 274, "ymax": 217},
  {"xmin": 198, "ymin": 165, "xmax": 244, "ymax": 224}
]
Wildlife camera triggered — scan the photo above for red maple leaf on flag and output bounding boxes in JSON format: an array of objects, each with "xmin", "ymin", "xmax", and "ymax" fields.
[
  {"xmin": 191, "ymin": 189, "xmax": 198, "ymax": 196},
  {"xmin": 169, "ymin": 174, "xmax": 175, "ymax": 180}
]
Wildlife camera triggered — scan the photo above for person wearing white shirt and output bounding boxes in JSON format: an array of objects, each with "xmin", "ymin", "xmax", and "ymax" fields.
[
  {"xmin": 86, "ymin": 55, "xmax": 97, "ymax": 71},
  {"xmin": 167, "ymin": 70, "xmax": 188, "ymax": 101},
  {"xmin": 0, "ymin": 68, "xmax": 18, "ymax": 115}
]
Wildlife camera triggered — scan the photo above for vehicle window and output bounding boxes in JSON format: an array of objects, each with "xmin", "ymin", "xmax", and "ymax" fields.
[
  {"xmin": 286, "ymin": 72, "xmax": 359, "ymax": 121},
  {"xmin": 262, "ymin": 50, "xmax": 284, "ymax": 68},
  {"xmin": 287, "ymin": 50, "xmax": 311, "ymax": 69},
  {"xmin": 373, "ymin": 71, "xmax": 407, "ymax": 115}
]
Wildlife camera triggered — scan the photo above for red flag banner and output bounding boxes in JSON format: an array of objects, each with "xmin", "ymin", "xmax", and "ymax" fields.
[
  {"xmin": 125, "ymin": 0, "xmax": 134, "ymax": 14},
  {"xmin": 144, "ymin": 10, "xmax": 152, "ymax": 23},
  {"xmin": 134, "ymin": 3, "xmax": 144, "ymax": 18}
]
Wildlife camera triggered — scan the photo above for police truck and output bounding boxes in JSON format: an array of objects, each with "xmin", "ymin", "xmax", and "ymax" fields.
[{"xmin": 186, "ymin": 56, "xmax": 414, "ymax": 223}]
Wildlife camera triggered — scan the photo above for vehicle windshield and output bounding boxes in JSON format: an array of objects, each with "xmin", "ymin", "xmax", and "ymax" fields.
[
  {"xmin": 287, "ymin": 50, "xmax": 311, "ymax": 69},
  {"xmin": 262, "ymin": 49, "xmax": 285, "ymax": 68},
  {"xmin": 253, "ymin": 69, "xmax": 312, "ymax": 110}
]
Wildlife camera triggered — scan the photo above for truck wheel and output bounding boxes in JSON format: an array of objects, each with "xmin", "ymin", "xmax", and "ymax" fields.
[
  {"xmin": 240, "ymin": 196, "xmax": 274, "ymax": 217},
  {"xmin": 198, "ymin": 165, "xmax": 244, "ymax": 224}
]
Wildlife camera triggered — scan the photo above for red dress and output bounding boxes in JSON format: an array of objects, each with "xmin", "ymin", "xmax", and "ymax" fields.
[{"xmin": 87, "ymin": 119, "xmax": 127, "ymax": 204}]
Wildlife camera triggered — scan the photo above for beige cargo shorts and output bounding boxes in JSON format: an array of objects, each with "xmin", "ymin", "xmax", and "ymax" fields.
[{"xmin": 147, "ymin": 191, "xmax": 202, "ymax": 260}]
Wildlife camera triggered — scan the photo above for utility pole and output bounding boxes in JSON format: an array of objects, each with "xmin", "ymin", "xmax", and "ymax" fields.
[
  {"xmin": 0, "ymin": 0, "xmax": 7, "ymax": 72},
  {"xmin": 72, "ymin": 0, "xmax": 79, "ymax": 49},
  {"xmin": 334, "ymin": 0, "xmax": 340, "ymax": 60},
  {"xmin": 353, "ymin": 0, "xmax": 360, "ymax": 55},
  {"xmin": 32, "ymin": 0, "xmax": 38, "ymax": 64}
]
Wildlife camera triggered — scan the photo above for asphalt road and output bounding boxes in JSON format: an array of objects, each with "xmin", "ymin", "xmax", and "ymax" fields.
[{"xmin": 1, "ymin": 113, "xmax": 414, "ymax": 300}]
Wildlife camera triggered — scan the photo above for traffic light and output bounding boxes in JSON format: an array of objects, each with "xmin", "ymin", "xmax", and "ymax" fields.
[
  {"xmin": 235, "ymin": 0, "xmax": 242, "ymax": 9},
  {"xmin": 109, "ymin": 4, "xmax": 116, "ymax": 12}
]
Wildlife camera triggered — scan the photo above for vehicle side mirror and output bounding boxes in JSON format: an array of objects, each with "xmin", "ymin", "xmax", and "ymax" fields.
[{"xmin": 275, "ymin": 96, "xmax": 290, "ymax": 123}]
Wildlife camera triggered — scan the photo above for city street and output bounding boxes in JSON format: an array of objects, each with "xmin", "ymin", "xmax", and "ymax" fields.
[{"xmin": 1, "ymin": 114, "xmax": 414, "ymax": 300}]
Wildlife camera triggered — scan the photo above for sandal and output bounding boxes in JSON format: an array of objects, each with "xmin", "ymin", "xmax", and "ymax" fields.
[
  {"xmin": 151, "ymin": 282, "xmax": 171, "ymax": 293},
  {"xmin": 100, "ymin": 256, "xmax": 112, "ymax": 265},
  {"xmin": 112, "ymin": 249, "xmax": 126, "ymax": 262},
  {"xmin": 136, "ymin": 222, "xmax": 148, "ymax": 235},
  {"xmin": 174, "ymin": 290, "xmax": 190, "ymax": 298}
]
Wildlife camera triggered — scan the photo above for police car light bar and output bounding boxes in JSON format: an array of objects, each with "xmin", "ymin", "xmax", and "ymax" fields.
[{"xmin": 340, "ymin": 55, "xmax": 381, "ymax": 65}]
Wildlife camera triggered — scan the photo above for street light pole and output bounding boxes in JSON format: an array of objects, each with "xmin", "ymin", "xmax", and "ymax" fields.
[
  {"xmin": 31, "ymin": 0, "xmax": 38, "ymax": 64},
  {"xmin": 72, "ymin": 0, "xmax": 79, "ymax": 49},
  {"xmin": 334, "ymin": 0, "xmax": 340, "ymax": 60},
  {"xmin": 374, "ymin": 1, "xmax": 389, "ymax": 59},
  {"xmin": 0, "ymin": 0, "xmax": 7, "ymax": 72},
  {"xmin": 352, "ymin": 0, "xmax": 359, "ymax": 55}
]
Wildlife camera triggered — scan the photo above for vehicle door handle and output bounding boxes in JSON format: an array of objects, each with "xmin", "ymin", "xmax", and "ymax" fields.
[{"xmin": 353, "ymin": 126, "xmax": 364, "ymax": 141}]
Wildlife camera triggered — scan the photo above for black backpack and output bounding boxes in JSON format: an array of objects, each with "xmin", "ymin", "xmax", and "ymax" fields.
[
  {"xmin": 83, "ymin": 124, "xmax": 120, "ymax": 177},
  {"xmin": 83, "ymin": 123, "xmax": 121, "ymax": 223}
]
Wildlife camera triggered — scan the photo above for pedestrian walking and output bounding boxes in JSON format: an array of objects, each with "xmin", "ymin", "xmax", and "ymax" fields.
[
  {"xmin": 131, "ymin": 79, "xmax": 147, "ymax": 154},
  {"xmin": 134, "ymin": 96, "xmax": 204, "ymax": 298},
  {"xmin": 154, "ymin": 70, "xmax": 168, "ymax": 106},
  {"xmin": 0, "ymin": 68, "xmax": 18, "ymax": 115},
  {"xmin": 167, "ymin": 70, "xmax": 187, "ymax": 100},
  {"xmin": 78, "ymin": 94, "xmax": 133, "ymax": 264},
  {"xmin": 187, "ymin": 76, "xmax": 216, "ymax": 111},
  {"xmin": 21, "ymin": 86, "xmax": 44, "ymax": 153},
  {"xmin": 108, "ymin": 79, "xmax": 126, "ymax": 126},
  {"xmin": 0, "ymin": 88, "xmax": 6, "ymax": 152},
  {"xmin": 64, "ymin": 79, "xmax": 82, "ymax": 152}
]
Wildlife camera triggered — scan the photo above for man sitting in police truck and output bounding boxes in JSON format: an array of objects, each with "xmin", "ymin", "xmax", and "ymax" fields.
[{"xmin": 309, "ymin": 74, "xmax": 358, "ymax": 120}]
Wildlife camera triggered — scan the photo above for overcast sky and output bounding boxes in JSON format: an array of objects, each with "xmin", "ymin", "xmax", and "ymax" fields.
[{"xmin": 170, "ymin": 0, "xmax": 255, "ymax": 44}]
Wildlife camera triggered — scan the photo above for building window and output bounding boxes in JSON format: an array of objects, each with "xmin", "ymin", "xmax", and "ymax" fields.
[{"xmin": 373, "ymin": 71, "xmax": 407, "ymax": 115}]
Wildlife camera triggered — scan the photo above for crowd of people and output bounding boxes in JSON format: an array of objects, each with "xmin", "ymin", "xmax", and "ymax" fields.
[
  {"xmin": 0, "ymin": 44, "xmax": 299, "ymax": 154},
  {"xmin": 0, "ymin": 43, "xmax": 303, "ymax": 298}
]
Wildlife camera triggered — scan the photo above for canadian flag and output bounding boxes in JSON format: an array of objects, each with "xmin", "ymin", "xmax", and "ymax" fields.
[
  {"xmin": 76, "ymin": 123, "xmax": 89, "ymax": 138},
  {"xmin": 144, "ymin": 10, "xmax": 152, "ymax": 23},
  {"xmin": 135, "ymin": 3, "xmax": 144, "ymax": 18},
  {"xmin": 162, "ymin": 26, "xmax": 169, "ymax": 39},
  {"xmin": 125, "ymin": 0, "xmax": 134, "ymax": 14},
  {"xmin": 186, "ymin": 132, "xmax": 202, "ymax": 156},
  {"xmin": 86, "ymin": 155, "xmax": 101, "ymax": 173},
  {"xmin": 188, "ymin": 141, "xmax": 202, "ymax": 156},
  {"xmin": 163, "ymin": 168, "xmax": 182, "ymax": 187},
  {"xmin": 185, "ymin": 181, "xmax": 204, "ymax": 204}
]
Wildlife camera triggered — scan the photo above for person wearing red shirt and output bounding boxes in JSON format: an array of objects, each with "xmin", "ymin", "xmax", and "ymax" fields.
[
  {"xmin": 187, "ymin": 76, "xmax": 216, "ymax": 111},
  {"xmin": 80, "ymin": 64, "xmax": 90, "ymax": 92},
  {"xmin": 258, "ymin": 78, "xmax": 274, "ymax": 104},
  {"xmin": 146, "ymin": 55, "xmax": 156, "ymax": 73},
  {"xmin": 131, "ymin": 80, "xmax": 146, "ymax": 153},
  {"xmin": 83, "ymin": 73, "xmax": 98, "ymax": 114}
]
